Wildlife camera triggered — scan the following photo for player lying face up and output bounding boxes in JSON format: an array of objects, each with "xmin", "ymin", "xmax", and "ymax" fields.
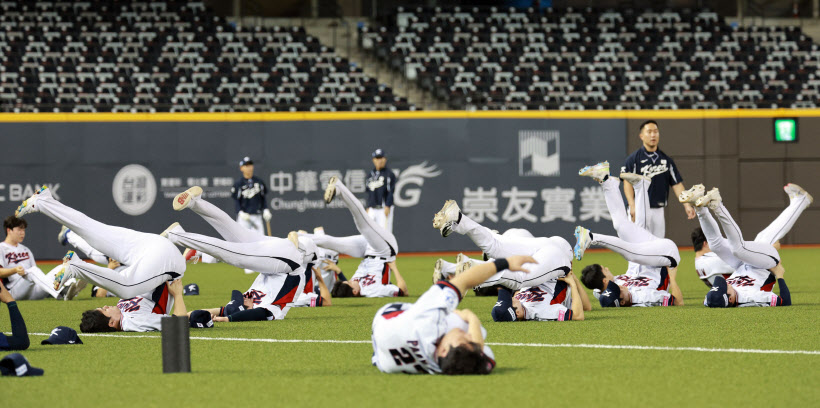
[{"xmin": 371, "ymin": 255, "xmax": 535, "ymax": 375}]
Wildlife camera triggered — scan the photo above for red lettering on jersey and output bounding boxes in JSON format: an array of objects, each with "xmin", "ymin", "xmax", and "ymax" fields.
[
  {"xmin": 515, "ymin": 287, "xmax": 547, "ymax": 303},
  {"xmin": 358, "ymin": 274, "xmax": 377, "ymax": 287},
  {"xmin": 618, "ymin": 276, "xmax": 652, "ymax": 288},
  {"xmin": 244, "ymin": 289, "xmax": 266, "ymax": 305},
  {"xmin": 5, "ymin": 251, "xmax": 31, "ymax": 265},
  {"xmin": 118, "ymin": 297, "xmax": 143, "ymax": 313},
  {"xmin": 727, "ymin": 276, "xmax": 756, "ymax": 287}
]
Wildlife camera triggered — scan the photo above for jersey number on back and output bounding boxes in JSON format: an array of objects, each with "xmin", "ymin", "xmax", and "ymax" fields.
[{"xmin": 388, "ymin": 347, "xmax": 426, "ymax": 373}]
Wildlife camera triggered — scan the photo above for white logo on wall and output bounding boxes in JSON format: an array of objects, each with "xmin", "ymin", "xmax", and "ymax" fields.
[
  {"xmin": 112, "ymin": 164, "xmax": 157, "ymax": 216},
  {"xmin": 393, "ymin": 162, "xmax": 442, "ymax": 207},
  {"xmin": 519, "ymin": 130, "xmax": 560, "ymax": 176}
]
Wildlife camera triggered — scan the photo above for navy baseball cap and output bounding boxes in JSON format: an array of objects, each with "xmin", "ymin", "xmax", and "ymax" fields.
[
  {"xmin": 371, "ymin": 148, "xmax": 385, "ymax": 158},
  {"xmin": 239, "ymin": 156, "xmax": 254, "ymax": 166},
  {"xmin": 491, "ymin": 288, "xmax": 517, "ymax": 322},
  {"xmin": 705, "ymin": 276, "xmax": 730, "ymax": 308},
  {"xmin": 223, "ymin": 290, "xmax": 246, "ymax": 316},
  {"xmin": 183, "ymin": 283, "xmax": 200, "ymax": 296},
  {"xmin": 0, "ymin": 353, "xmax": 44, "ymax": 377},
  {"xmin": 41, "ymin": 326, "xmax": 83, "ymax": 345},
  {"xmin": 599, "ymin": 281, "xmax": 622, "ymax": 308},
  {"xmin": 189, "ymin": 310, "xmax": 214, "ymax": 329}
]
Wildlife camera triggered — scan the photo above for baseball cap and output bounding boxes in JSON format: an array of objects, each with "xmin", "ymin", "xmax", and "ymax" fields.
[
  {"xmin": 598, "ymin": 281, "xmax": 622, "ymax": 308},
  {"xmin": 239, "ymin": 156, "xmax": 254, "ymax": 166},
  {"xmin": 189, "ymin": 310, "xmax": 214, "ymax": 329},
  {"xmin": 0, "ymin": 353, "xmax": 44, "ymax": 377},
  {"xmin": 41, "ymin": 326, "xmax": 83, "ymax": 345},
  {"xmin": 491, "ymin": 288, "xmax": 517, "ymax": 322},
  {"xmin": 183, "ymin": 283, "xmax": 200, "ymax": 296},
  {"xmin": 705, "ymin": 276, "xmax": 729, "ymax": 308},
  {"xmin": 371, "ymin": 148, "xmax": 385, "ymax": 158},
  {"xmin": 223, "ymin": 290, "xmax": 246, "ymax": 316}
]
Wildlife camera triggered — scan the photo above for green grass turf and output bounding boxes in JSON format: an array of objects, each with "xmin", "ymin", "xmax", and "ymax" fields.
[{"xmin": 3, "ymin": 248, "xmax": 818, "ymax": 407}]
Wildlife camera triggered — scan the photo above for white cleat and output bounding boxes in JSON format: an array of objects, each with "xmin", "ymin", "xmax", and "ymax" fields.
[
  {"xmin": 313, "ymin": 226, "xmax": 326, "ymax": 235},
  {"xmin": 578, "ymin": 161, "xmax": 610, "ymax": 182},
  {"xmin": 455, "ymin": 258, "xmax": 476, "ymax": 277},
  {"xmin": 183, "ymin": 248, "xmax": 200, "ymax": 264},
  {"xmin": 679, "ymin": 184, "xmax": 705, "ymax": 204},
  {"xmin": 455, "ymin": 253, "xmax": 469, "ymax": 265},
  {"xmin": 784, "ymin": 183, "xmax": 813, "ymax": 204},
  {"xmin": 696, "ymin": 188, "xmax": 722, "ymax": 210},
  {"xmin": 57, "ymin": 226, "xmax": 70, "ymax": 246},
  {"xmin": 288, "ymin": 231, "xmax": 300, "ymax": 248},
  {"xmin": 54, "ymin": 251, "xmax": 77, "ymax": 292},
  {"xmin": 619, "ymin": 172, "xmax": 651, "ymax": 185},
  {"xmin": 432, "ymin": 200, "xmax": 461, "ymax": 237},
  {"xmin": 324, "ymin": 177, "xmax": 337, "ymax": 203},
  {"xmin": 173, "ymin": 186, "xmax": 203, "ymax": 211},
  {"xmin": 15, "ymin": 185, "xmax": 50, "ymax": 217},
  {"xmin": 573, "ymin": 226, "xmax": 592, "ymax": 261},
  {"xmin": 160, "ymin": 222, "xmax": 181, "ymax": 238},
  {"xmin": 63, "ymin": 278, "xmax": 88, "ymax": 301},
  {"xmin": 432, "ymin": 259, "xmax": 445, "ymax": 283}
]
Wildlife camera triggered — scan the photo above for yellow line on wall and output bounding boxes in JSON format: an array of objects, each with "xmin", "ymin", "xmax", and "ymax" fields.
[{"xmin": 0, "ymin": 109, "xmax": 818, "ymax": 122}]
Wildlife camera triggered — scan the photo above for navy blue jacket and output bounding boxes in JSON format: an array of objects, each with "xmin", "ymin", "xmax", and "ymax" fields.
[
  {"xmin": 231, "ymin": 176, "xmax": 268, "ymax": 214},
  {"xmin": 621, "ymin": 146, "xmax": 683, "ymax": 208},
  {"xmin": 365, "ymin": 168, "xmax": 397, "ymax": 208}
]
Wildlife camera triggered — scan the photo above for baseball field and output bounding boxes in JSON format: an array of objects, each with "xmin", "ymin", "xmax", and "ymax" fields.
[{"xmin": 3, "ymin": 247, "xmax": 818, "ymax": 407}]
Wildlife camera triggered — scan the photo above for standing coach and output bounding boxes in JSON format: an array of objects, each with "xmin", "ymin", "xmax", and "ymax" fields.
[
  {"xmin": 621, "ymin": 120, "xmax": 695, "ymax": 238},
  {"xmin": 366, "ymin": 148, "xmax": 397, "ymax": 233}
]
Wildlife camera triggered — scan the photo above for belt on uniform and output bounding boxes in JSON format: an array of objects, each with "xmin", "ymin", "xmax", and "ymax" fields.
[
  {"xmin": 364, "ymin": 255, "xmax": 388, "ymax": 261},
  {"xmin": 369, "ymin": 205, "xmax": 384, "ymax": 209}
]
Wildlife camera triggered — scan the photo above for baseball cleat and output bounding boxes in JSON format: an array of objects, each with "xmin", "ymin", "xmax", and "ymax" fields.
[
  {"xmin": 696, "ymin": 188, "xmax": 722, "ymax": 210},
  {"xmin": 15, "ymin": 185, "xmax": 49, "ymax": 217},
  {"xmin": 455, "ymin": 258, "xmax": 476, "ymax": 277},
  {"xmin": 63, "ymin": 278, "xmax": 88, "ymax": 301},
  {"xmin": 619, "ymin": 172, "xmax": 650, "ymax": 185},
  {"xmin": 313, "ymin": 226, "xmax": 326, "ymax": 235},
  {"xmin": 578, "ymin": 161, "xmax": 609, "ymax": 182},
  {"xmin": 678, "ymin": 184, "xmax": 705, "ymax": 204},
  {"xmin": 784, "ymin": 183, "xmax": 813, "ymax": 204},
  {"xmin": 54, "ymin": 251, "xmax": 77, "ymax": 292},
  {"xmin": 173, "ymin": 186, "xmax": 203, "ymax": 211},
  {"xmin": 455, "ymin": 252, "xmax": 469, "ymax": 265},
  {"xmin": 183, "ymin": 248, "xmax": 200, "ymax": 264},
  {"xmin": 57, "ymin": 226, "xmax": 70, "ymax": 246},
  {"xmin": 160, "ymin": 222, "xmax": 181, "ymax": 238},
  {"xmin": 432, "ymin": 259, "xmax": 445, "ymax": 283},
  {"xmin": 432, "ymin": 200, "xmax": 461, "ymax": 237},
  {"xmin": 287, "ymin": 231, "xmax": 300, "ymax": 248},
  {"xmin": 573, "ymin": 226, "xmax": 592, "ymax": 261},
  {"xmin": 324, "ymin": 177, "xmax": 337, "ymax": 203}
]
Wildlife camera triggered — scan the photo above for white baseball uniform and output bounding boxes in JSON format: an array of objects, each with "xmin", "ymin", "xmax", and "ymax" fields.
[
  {"xmin": 475, "ymin": 237, "xmax": 573, "ymax": 291},
  {"xmin": 515, "ymin": 280, "xmax": 574, "ymax": 321},
  {"xmin": 612, "ymin": 269, "xmax": 674, "ymax": 307},
  {"xmin": 0, "ymin": 242, "xmax": 61, "ymax": 300},
  {"xmin": 371, "ymin": 282, "xmax": 495, "ymax": 374},
  {"xmin": 29, "ymin": 189, "xmax": 185, "ymax": 299},
  {"xmin": 116, "ymin": 284, "xmax": 174, "ymax": 332}
]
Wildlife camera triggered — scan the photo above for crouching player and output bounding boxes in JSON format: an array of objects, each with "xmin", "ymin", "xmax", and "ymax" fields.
[{"xmin": 372, "ymin": 254, "xmax": 535, "ymax": 374}]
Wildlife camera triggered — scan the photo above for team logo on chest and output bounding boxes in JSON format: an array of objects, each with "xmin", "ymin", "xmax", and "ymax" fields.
[{"xmin": 5, "ymin": 251, "xmax": 30, "ymax": 265}]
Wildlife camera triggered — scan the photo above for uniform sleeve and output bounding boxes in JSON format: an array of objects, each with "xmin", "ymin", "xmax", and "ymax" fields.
[
  {"xmin": 667, "ymin": 156, "xmax": 683, "ymax": 186},
  {"xmin": 120, "ymin": 312, "xmax": 163, "ymax": 332},
  {"xmin": 407, "ymin": 283, "xmax": 460, "ymax": 315},
  {"xmin": 231, "ymin": 179, "xmax": 242, "ymax": 213},
  {"xmin": 385, "ymin": 170, "xmax": 397, "ymax": 207}
]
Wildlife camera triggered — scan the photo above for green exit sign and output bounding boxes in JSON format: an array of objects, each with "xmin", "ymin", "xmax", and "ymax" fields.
[{"xmin": 774, "ymin": 118, "xmax": 798, "ymax": 142}]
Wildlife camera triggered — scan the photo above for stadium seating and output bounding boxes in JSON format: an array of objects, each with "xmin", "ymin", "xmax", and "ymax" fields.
[
  {"xmin": 0, "ymin": 0, "xmax": 414, "ymax": 112},
  {"xmin": 359, "ymin": 6, "xmax": 820, "ymax": 110}
]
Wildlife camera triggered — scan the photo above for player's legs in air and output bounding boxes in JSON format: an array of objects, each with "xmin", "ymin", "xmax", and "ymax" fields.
[
  {"xmin": 15, "ymin": 186, "xmax": 185, "ymax": 299},
  {"xmin": 167, "ymin": 187, "xmax": 307, "ymax": 275},
  {"xmin": 696, "ymin": 188, "xmax": 780, "ymax": 270},
  {"xmin": 680, "ymin": 184, "xmax": 744, "ymax": 269},
  {"xmin": 573, "ymin": 165, "xmax": 679, "ymax": 269},
  {"xmin": 324, "ymin": 177, "xmax": 398, "ymax": 258},
  {"xmin": 472, "ymin": 237, "xmax": 572, "ymax": 291},
  {"xmin": 299, "ymin": 232, "xmax": 369, "ymax": 258},
  {"xmin": 754, "ymin": 183, "xmax": 813, "ymax": 246}
]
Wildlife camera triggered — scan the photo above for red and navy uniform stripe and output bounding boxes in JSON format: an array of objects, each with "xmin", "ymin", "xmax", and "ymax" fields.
[
  {"xmin": 656, "ymin": 267, "xmax": 670, "ymax": 291},
  {"xmin": 551, "ymin": 281, "xmax": 568, "ymax": 305},
  {"xmin": 150, "ymin": 284, "xmax": 170, "ymax": 315},
  {"xmin": 435, "ymin": 280, "xmax": 462, "ymax": 302},
  {"xmin": 272, "ymin": 273, "xmax": 303, "ymax": 309},
  {"xmin": 381, "ymin": 262, "xmax": 390, "ymax": 285},
  {"xmin": 760, "ymin": 272, "xmax": 776, "ymax": 292}
]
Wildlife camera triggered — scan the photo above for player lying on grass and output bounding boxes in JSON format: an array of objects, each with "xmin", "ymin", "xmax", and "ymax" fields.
[
  {"xmin": 15, "ymin": 185, "xmax": 186, "ymax": 299},
  {"xmin": 574, "ymin": 162, "xmax": 684, "ymax": 307},
  {"xmin": 371, "ymin": 255, "xmax": 534, "ymax": 374},
  {"xmin": 688, "ymin": 183, "xmax": 812, "ymax": 287},
  {"xmin": 1, "ymin": 216, "xmax": 83, "ymax": 300},
  {"xmin": 301, "ymin": 177, "xmax": 408, "ymax": 298},
  {"xmin": 1, "ymin": 280, "xmax": 29, "ymax": 351},
  {"xmin": 168, "ymin": 186, "xmax": 316, "ymax": 320},
  {"xmin": 680, "ymin": 185, "xmax": 797, "ymax": 307}
]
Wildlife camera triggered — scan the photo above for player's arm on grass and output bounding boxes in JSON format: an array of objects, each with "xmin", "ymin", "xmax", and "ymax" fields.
[
  {"xmin": 167, "ymin": 280, "xmax": 187, "ymax": 316},
  {"xmin": 571, "ymin": 272, "xmax": 592, "ymax": 311},
  {"xmin": 449, "ymin": 255, "xmax": 537, "ymax": 295},
  {"xmin": 313, "ymin": 266, "xmax": 332, "ymax": 306},
  {"xmin": 667, "ymin": 267, "xmax": 684, "ymax": 306},
  {"xmin": 671, "ymin": 183, "xmax": 696, "ymax": 219},
  {"xmin": 389, "ymin": 262, "xmax": 408, "ymax": 296},
  {"xmin": 452, "ymin": 309, "xmax": 484, "ymax": 348},
  {"xmin": 560, "ymin": 274, "xmax": 585, "ymax": 320},
  {"xmin": 770, "ymin": 263, "xmax": 791, "ymax": 306},
  {"xmin": 0, "ymin": 265, "xmax": 25, "ymax": 279}
]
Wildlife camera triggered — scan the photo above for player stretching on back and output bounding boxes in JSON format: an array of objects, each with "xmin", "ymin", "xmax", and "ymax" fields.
[
  {"xmin": 680, "ymin": 184, "xmax": 800, "ymax": 307},
  {"xmin": 573, "ymin": 162, "xmax": 684, "ymax": 308},
  {"xmin": 372, "ymin": 255, "xmax": 534, "ymax": 374},
  {"xmin": 14, "ymin": 186, "xmax": 189, "ymax": 332},
  {"xmin": 167, "ymin": 186, "xmax": 316, "ymax": 321},
  {"xmin": 303, "ymin": 177, "xmax": 408, "ymax": 298}
]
